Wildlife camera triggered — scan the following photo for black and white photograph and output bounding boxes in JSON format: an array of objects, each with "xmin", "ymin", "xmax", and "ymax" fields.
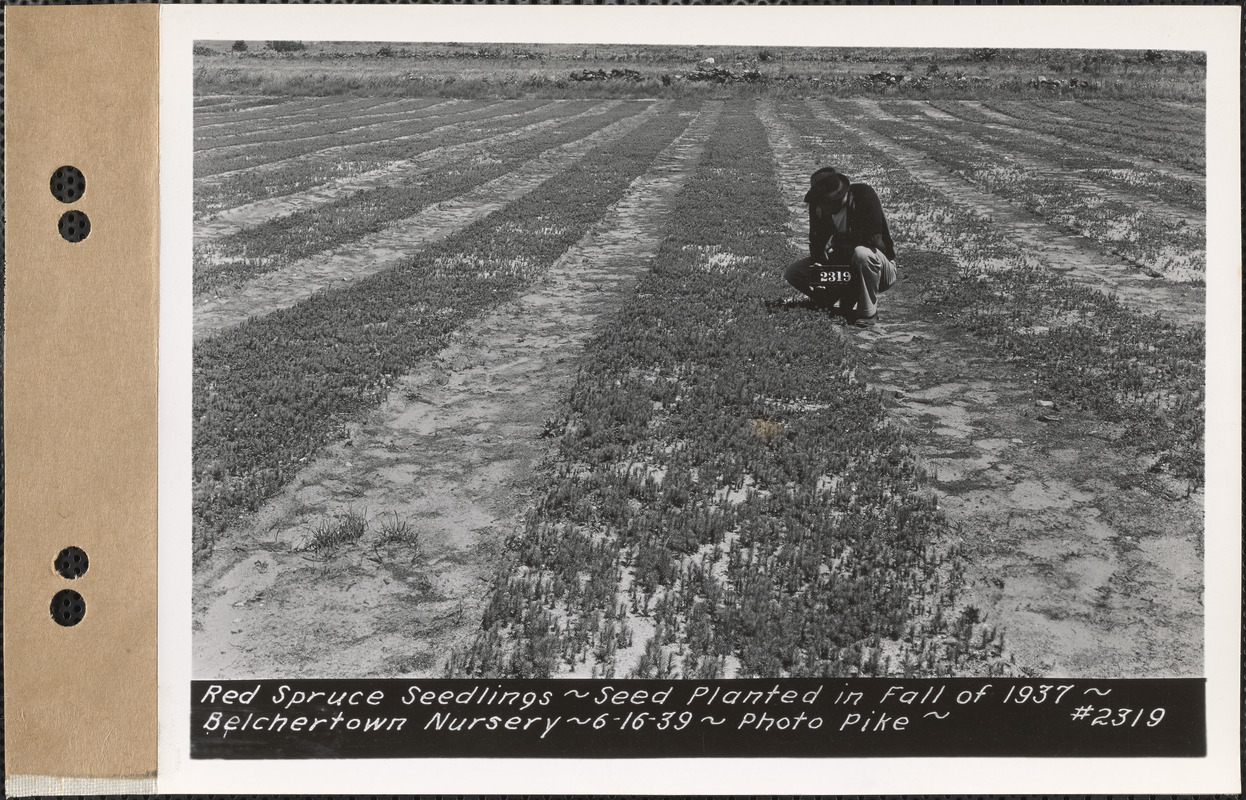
[
  {"xmin": 191, "ymin": 37, "xmax": 1208, "ymax": 681},
  {"xmin": 159, "ymin": 4, "xmax": 1239, "ymax": 790}
]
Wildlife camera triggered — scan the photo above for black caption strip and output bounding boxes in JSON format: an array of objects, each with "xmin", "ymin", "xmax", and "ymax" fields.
[{"xmin": 191, "ymin": 678, "xmax": 1204, "ymax": 759}]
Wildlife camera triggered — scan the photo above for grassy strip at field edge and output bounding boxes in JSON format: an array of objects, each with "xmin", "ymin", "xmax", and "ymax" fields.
[{"xmin": 192, "ymin": 103, "xmax": 698, "ymax": 555}]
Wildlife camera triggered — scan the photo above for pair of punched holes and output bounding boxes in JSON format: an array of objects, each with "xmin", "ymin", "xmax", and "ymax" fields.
[
  {"xmin": 51, "ymin": 165, "xmax": 90, "ymax": 243},
  {"xmin": 51, "ymin": 546, "xmax": 89, "ymax": 627}
]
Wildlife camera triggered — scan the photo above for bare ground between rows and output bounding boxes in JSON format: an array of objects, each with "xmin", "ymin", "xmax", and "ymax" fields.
[
  {"xmin": 193, "ymin": 102, "xmax": 664, "ymax": 341},
  {"xmin": 757, "ymin": 100, "xmax": 1200, "ymax": 677},
  {"xmin": 956, "ymin": 101, "xmax": 1205, "ymax": 186},
  {"xmin": 869, "ymin": 99, "xmax": 1206, "ymax": 229},
  {"xmin": 819, "ymin": 101, "xmax": 1204, "ymax": 325},
  {"xmin": 195, "ymin": 98, "xmax": 444, "ymax": 154},
  {"xmin": 845, "ymin": 251, "xmax": 1202, "ymax": 676},
  {"xmin": 194, "ymin": 95, "xmax": 393, "ymax": 134},
  {"xmin": 197, "ymin": 99, "xmax": 522, "ymax": 183},
  {"xmin": 194, "ymin": 101, "xmax": 622, "ymax": 245},
  {"xmin": 191, "ymin": 104, "xmax": 721, "ymax": 678},
  {"xmin": 1027, "ymin": 103, "xmax": 1204, "ymax": 152}
]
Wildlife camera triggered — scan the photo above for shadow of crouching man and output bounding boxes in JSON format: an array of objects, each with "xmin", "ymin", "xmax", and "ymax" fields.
[{"xmin": 784, "ymin": 167, "xmax": 897, "ymax": 328}]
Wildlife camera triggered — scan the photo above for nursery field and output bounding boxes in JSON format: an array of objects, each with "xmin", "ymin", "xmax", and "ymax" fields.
[{"xmin": 192, "ymin": 81, "xmax": 1206, "ymax": 680}]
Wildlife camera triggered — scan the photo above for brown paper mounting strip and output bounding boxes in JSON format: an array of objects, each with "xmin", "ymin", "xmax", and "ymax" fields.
[{"xmin": 4, "ymin": 3, "xmax": 160, "ymax": 785}]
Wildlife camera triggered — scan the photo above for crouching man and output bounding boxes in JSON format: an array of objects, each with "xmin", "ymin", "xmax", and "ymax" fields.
[{"xmin": 784, "ymin": 167, "xmax": 897, "ymax": 327}]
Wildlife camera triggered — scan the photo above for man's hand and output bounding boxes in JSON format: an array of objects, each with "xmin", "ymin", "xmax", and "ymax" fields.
[{"xmin": 823, "ymin": 232, "xmax": 855, "ymax": 262}]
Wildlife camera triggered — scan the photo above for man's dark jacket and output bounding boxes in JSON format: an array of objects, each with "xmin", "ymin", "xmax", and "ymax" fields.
[{"xmin": 808, "ymin": 182, "xmax": 895, "ymax": 266}]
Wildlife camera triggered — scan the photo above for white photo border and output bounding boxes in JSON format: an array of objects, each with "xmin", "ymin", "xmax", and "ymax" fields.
[{"xmin": 159, "ymin": 4, "xmax": 1241, "ymax": 793}]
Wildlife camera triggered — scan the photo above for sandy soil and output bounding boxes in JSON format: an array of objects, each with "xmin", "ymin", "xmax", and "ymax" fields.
[
  {"xmin": 196, "ymin": 98, "xmax": 442, "ymax": 155},
  {"xmin": 194, "ymin": 102, "xmax": 622, "ymax": 245},
  {"xmin": 759, "ymin": 100, "xmax": 1203, "ymax": 677},
  {"xmin": 194, "ymin": 96, "xmax": 1202, "ymax": 680},
  {"xmin": 912, "ymin": 103, "xmax": 959, "ymax": 121},
  {"xmin": 192, "ymin": 101, "xmax": 722, "ymax": 679},
  {"xmin": 199, "ymin": 99, "xmax": 517, "ymax": 183},
  {"xmin": 194, "ymin": 102, "xmax": 664, "ymax": 341},
  {"xmin": 864, "ymin": 99, "xmax": 1205, "ymax": 234},
  {"xmin": 857, "ymin": 259, "xmax": 1202, "ymax": 676},
  {"xmin": 195, "ymin": 96, "xmax": 399, "ymax": 135},
  {"xmin": 957, "ymin": 100, "xmax": 1204, "ymax": 185},
  {"xmin": 813, "ymin": 99, "xmax": 1205, "ymax": 322}
]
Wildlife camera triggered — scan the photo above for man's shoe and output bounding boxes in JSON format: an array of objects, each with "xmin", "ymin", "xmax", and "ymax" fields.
[{"xmin": 851, "ymin": 312, "xmax": 878, "ymax": 328}]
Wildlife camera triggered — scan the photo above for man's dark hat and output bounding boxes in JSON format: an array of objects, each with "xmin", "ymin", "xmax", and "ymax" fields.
[{"xmin": 804, "ymin": 167, "xmax": 850, "ymax": 204}]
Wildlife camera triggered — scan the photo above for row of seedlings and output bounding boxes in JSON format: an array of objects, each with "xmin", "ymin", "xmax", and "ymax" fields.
[
  {"xmin": 195, "ymin": 97, "xmax": 446, "ymax": 151},
  {"xmin": 974, "ymin": 99, "xmax": 1204, "ymax": 172},
  {"xmin": 829, "ymin": 99, "xmax": 1205, "ymax": 283},
  {"xmin": 194, "ymin": 94, "xmax": 288, "ymax": 113},
  {"xmin": 197, "ymin": 99, "xmax": 550, "ymax": 177},
  {"xmin": 196, "ymin": 100, "xmax": 602, "ymax": 218},
  {"xmin": 195, "ymin": 100, "xmax": 653, "ymax": 296},
  {"xmin": 1072, "ymin": 99, "xmax": 1205, "ymax": 141},
  {"xmin": 777, "ymin": 98, "xmax": 1205, "ymax": 484},
  {"xmin": 192, "ymin": 101, "xmax": 700, "ymax": 556},
  {"xmin": 447, "ymin": 97, "xmax": 972, "ymax": 680},
  {"xmin": 917, "ymin": 100, "xmax": 1204, "ymax": 212},
  {"xmin": 195, "ymin": 95, "xmax": 419, "ymax": 141},
  {"xmin": 1023, "ymin": 99, "xmax": 1205, "ymax": 149},
  {"xmin": 194, "ymin": 94, "xmax": 364, "ymax": 130}
]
